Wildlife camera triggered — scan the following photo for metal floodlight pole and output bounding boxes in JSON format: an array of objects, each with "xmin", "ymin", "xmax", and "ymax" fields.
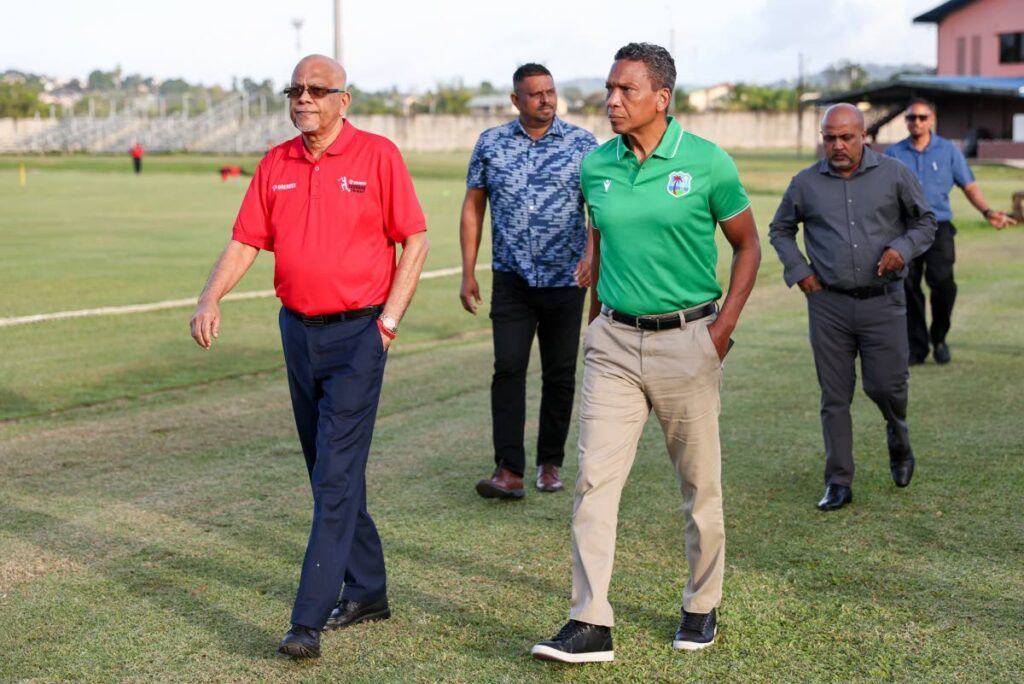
[
  {"xmin": 291, "ymin": 18, "xmax": 304, "ymax": 54},
  {"xmin": 334, "ymin": 0, "xmax": 343, "ymax": 64}
]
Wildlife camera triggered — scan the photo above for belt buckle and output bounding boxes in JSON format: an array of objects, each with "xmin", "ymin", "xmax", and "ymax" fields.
[{"xmin": 303, "ymin": 314, "xmax": 326, "ymax": 326}]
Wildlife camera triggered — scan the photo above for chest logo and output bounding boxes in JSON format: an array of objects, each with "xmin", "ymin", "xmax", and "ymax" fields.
[
  {"xmin": 666, "ymin": 171, "xmax": 692, "ymax": 198},
  {"xmin": 337, "ymin": 176, "xmax": 368, "ymax": 193},
  {"xmin": 603, "ymin": 179, "xmax": 611, "ymax": 192}
]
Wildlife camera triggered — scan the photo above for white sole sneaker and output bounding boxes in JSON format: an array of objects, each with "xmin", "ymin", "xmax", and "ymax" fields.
[
  {"xmin": 672, "ymin": 627, "xmax": 716, "ymax": 651},
  {"xmin": 531, "ymin": 644, "xmax": 614, "ymax": 663}
]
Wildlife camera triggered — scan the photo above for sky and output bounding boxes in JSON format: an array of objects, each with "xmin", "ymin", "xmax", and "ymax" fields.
[{"xmin": 1, "ymin": 0, "xmax": 943, "ymax": 91}]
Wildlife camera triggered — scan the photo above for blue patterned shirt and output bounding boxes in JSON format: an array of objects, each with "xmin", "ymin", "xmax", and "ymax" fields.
[{"xmin": 467, "ymin": 117, "xmax": 597, "ymax": 287}]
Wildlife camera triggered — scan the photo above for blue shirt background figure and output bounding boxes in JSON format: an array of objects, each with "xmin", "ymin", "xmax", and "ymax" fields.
[
  {"xmin": 885, "ymin": 98, "xmax": 1016, "ymax": 366},
  {"xmin": 459, "ymin": 63, "xmax": 597, "ymax": 499}
]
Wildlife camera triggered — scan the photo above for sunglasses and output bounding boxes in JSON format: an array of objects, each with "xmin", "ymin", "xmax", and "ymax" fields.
[
  {"xmin": 282, "ymin": 84, "xmax": 347, "ymax": 99},
  {"xmin": 905, "ymin": 114, "xmax": 930, "ymax": 121}
]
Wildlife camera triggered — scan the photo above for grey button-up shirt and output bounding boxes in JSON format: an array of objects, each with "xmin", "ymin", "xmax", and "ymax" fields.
[{"xmin": 769, "ymin": 147, "xmax": 937, "ymax": 290}]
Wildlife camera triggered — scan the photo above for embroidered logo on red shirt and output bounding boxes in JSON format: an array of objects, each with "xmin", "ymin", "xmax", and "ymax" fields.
[{"xmin": 338, "ymin": 176, "xmax": 367, "ymax": 193}]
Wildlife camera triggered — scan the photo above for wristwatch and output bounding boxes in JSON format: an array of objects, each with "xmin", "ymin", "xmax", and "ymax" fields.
[
  {"xmin": 378, "ymin": 314, "xmax": 399, "ymax": 336},
  {"xmin": 982, "ymin": 208, "xmax": 995, "ymax": 219}
]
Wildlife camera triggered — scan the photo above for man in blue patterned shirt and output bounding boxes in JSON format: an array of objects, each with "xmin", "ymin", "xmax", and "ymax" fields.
[{"xmin": 460, "ymin": 63, "xmax": 598, "ymax": 499}]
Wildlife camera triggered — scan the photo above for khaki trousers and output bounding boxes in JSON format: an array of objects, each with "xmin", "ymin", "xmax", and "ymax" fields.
[{"xmin": 569, "ymin": 310, "xmax": 725, "ymax": 627}]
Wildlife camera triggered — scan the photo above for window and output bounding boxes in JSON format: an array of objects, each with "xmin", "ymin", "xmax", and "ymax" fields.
[
  {"xmin": 956, "ymin": 36, "xmax": 966, "ymax": 74},
  {"xmin": 1000, "ymin": 32, "xmax": 1024, "ymax": 64}
]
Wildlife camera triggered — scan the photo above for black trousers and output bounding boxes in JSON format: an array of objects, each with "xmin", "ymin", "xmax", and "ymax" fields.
[
  {"xmin": 132, "ymin": 157, "xmax": 142, "ymax": 174},
  {"xmin": 905, "ymin": 220, "xmax": 956, "ymax": 361},
  {"xmin": 490, "ymin": 270, "xmax": 586, "ymax": 477},
  {"xmin": 807, "ymin": 288, "xmax": 911, "ymax": 487}
]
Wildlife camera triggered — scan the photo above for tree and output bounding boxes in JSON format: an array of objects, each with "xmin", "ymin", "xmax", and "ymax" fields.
[
  {"xmin": 721, "ymin": 84, "xmax": 797, "ymax": 112},
  {"xmin": 673, "ymin": 89, "xmax": 695, "ymax": 113},
  {"xmin": 158, "ymin": 78, "xmax": 191, "ymax": 95},
  {"xmin": 87, "ymin": 70, "xmax": 118, "ymax": 92},
  {"xmin": 432, "ymin": 82, "xmax": 472, "ymax": 114},
  {"xmin": 0, "ymin": 81, "xmax": 47, "ymax": 117},
  {"xmin": 821, "ymin": 61, "xmax": 869, "ymax": 92}
]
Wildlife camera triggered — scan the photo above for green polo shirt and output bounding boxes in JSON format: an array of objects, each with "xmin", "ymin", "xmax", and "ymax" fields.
[{"xmin": 582, "ymin": 116, "xmax": 750, "ymax": 315}]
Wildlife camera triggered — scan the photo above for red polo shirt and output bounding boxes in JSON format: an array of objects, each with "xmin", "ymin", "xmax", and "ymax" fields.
[{"xmin": 232, "ymin": 121, "xmax": 427, "ymax": 315}]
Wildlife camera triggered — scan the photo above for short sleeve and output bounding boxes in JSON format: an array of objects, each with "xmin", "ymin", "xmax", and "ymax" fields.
[
  {"xmin": 232, "ymin": 158, "xmax": 273, "ymax": 251},
  {"xmin": 379, "ymin": 143, "xmax": 427, "ymax": 243},
  {"xmin": 467, "ymin": 135, "xmax": 487, "ymax": 189},
  {"xmin": 950, "ymin": 144, "xmax": 975, "ymax": 188},
  {"xmin": 709, "ymin": 147, "xmax": 751, "ymax": 222}
]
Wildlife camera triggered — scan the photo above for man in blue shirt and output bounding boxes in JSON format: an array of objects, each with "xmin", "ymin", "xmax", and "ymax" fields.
[
  {"xmin": 460, "ymin": 63, "xmax": 598, "ymax": 498},
  {"xmin": 885, "ymin": 98, "xmax": 1016, "ymax": 365}
]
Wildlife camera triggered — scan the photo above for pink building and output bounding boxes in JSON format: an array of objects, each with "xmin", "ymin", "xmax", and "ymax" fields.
[{"xmin": 916, "ymin": 0, "xmax": 1024, "ymax": 77}]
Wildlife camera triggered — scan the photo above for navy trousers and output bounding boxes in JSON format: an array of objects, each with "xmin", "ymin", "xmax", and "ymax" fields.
[
  {"xmin": 279, "ymin": 308, "xmax": 388, "ymax": 630},
  {"xmin": 807, "ymin": 287, "xmax": 911, "ymax": 487}
]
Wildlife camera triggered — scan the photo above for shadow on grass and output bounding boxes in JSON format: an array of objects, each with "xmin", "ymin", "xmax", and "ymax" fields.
[{"xmin": 0, "ymin": 501, "xmax": 290, "ymax": 662}]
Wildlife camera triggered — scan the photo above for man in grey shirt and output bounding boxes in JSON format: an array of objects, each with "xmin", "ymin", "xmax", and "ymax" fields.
[{"xmin": 769, "ymin": 103, "xmax": 936, "ymax": 511}]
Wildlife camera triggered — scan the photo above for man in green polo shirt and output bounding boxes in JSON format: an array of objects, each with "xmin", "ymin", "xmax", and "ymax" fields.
[{"xmin": 532, "ymin": 42, "xmax": 760, "ymax": 663}]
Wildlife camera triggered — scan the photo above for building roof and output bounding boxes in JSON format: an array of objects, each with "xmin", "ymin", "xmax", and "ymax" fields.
[
  {"xmin": 814, "ymin": 75, "xmax": 1024, "ymax": 104},
  {"xmin": 913, "ymin": 0, "xmax": 979, "ymax": 24}
]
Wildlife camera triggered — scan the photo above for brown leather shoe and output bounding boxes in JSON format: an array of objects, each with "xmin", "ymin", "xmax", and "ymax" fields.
[
  {"xmin": 475, "ymin": 467, "xmax": 525, "ymax": 499},
  {"xmin": 536, "ymin": 464, "xmax": 564, "ymax": 493}
]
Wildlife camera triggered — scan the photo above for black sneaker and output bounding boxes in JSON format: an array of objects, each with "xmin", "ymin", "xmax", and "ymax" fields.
[
  {"xmin": 672, "ymin": 608, "xmax": 717, "ymax": 651},
  {"xmin": 532, "ymin": 619, "xmax": 614, "ymax": 663}
]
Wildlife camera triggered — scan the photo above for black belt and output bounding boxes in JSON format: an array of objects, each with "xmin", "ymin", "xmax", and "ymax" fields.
[
  {"xmin": 288, "ymin": 305, "xmax": 382, "ymax": 326},
  {"xmin": 605, "ymin": 302, "xmax": 718, "ymax": 331},
  {"xmin": 820, "ymin": 282, "xmax": 900, "ymax": 300}
]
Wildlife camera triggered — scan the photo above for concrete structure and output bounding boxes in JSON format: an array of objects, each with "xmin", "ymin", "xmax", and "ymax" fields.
[
  {"xmin": 0, "ymin": 110, "xmax": 830, "ymax": 154},
  {"xmin": 916, "ymin": 0, "xmax": 1024, "ymax": 77}
]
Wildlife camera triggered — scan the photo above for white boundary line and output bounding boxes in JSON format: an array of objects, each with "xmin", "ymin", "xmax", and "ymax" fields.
[{"xmin": 0, "ymin": 263, "xmax": 487, "ymax": 328}]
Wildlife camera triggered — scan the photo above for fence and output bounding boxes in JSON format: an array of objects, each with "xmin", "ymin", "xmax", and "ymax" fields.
[{"xmin": 0, "ymin": 109, "xmax": 912, "ymax": 154}]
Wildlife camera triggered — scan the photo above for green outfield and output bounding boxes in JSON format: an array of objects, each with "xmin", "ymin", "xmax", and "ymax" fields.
[{"xmin": 0, "ymin": 152, "xmax": 1022, "ymax": 682}]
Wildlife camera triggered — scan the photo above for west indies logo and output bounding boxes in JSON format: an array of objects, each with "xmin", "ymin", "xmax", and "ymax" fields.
[{"xmin": 666, "ymin": 171, "xmax": 692, "ymax": 198}]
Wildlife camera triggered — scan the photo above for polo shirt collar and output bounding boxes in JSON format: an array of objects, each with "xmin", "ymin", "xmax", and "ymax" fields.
[
  {"xmin": 817, "ymin": 145, "xmax": 882, "ymax": 177},
  {"xmin": 514, "ymin": 116, "xmax": 565, "ymax": 140},
  {"xmin": 287, "ymin": 118, "xmax": 358, "ymax": 160},
  {"xmin": 615, "ymin": 116, "xmax": 685, "ymax": 161}
]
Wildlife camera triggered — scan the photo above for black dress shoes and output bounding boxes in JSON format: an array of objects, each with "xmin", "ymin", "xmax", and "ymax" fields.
[
  {"xmin": 278, "ymin": 624, "xmax": 321, "ymax": 658},
  {"xmin": 933, "ymin": 342, "xmax": 951, "ymax": 364},
  {"xmin": 817, "ymin": 483, "xmax": 852, "ymax": 511},
  {"xmin": 890, "ymin": 450, "xmax": 915, "ymax": 488},
  {"xmin": 325, "ymin": 596, "xmax": 391, "ymax": 630}
]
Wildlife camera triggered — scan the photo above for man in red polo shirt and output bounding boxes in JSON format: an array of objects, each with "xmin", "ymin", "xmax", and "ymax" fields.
[{"xmin": 189, "ymin": 54, "xmax": 429, "ymax": 659}]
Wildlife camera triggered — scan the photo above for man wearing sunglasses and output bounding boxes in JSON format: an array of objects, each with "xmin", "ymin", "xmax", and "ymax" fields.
[
  {"xmin": 885, "ymin": 98, "xmax": 1016, "ymax": 366},
  {"xmin": 189, "ymin": 54, "xmax": 429, "ymax": 659}
]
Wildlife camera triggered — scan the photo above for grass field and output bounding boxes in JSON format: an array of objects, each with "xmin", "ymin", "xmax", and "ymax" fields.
[{"xmin": 1, "ymin": 151, "xmax": 1022, "ymax": 682}]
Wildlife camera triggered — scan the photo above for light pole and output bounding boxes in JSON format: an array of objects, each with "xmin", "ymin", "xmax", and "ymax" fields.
[
  {"xmin": 291, "ymin": 18, "xmax": 304, "ymax": 54},
  {"xmin": 334, "ymin": 0, "xmax": 343, "ymax": 64}
]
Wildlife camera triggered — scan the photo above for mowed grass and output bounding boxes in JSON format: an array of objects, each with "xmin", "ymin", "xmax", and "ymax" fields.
[{"xmin": 1, "ymin": 152, "xmax": 1022, "ymax": 682}]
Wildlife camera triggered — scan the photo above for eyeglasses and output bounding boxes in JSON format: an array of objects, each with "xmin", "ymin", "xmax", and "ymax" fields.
[
  {"xmin": 905, "ymin": 114, "xmax": 930, "ymax": 121},
  {"xmin": 282, "ymin": 84, "xmax": 347, "ymax": 99}
]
